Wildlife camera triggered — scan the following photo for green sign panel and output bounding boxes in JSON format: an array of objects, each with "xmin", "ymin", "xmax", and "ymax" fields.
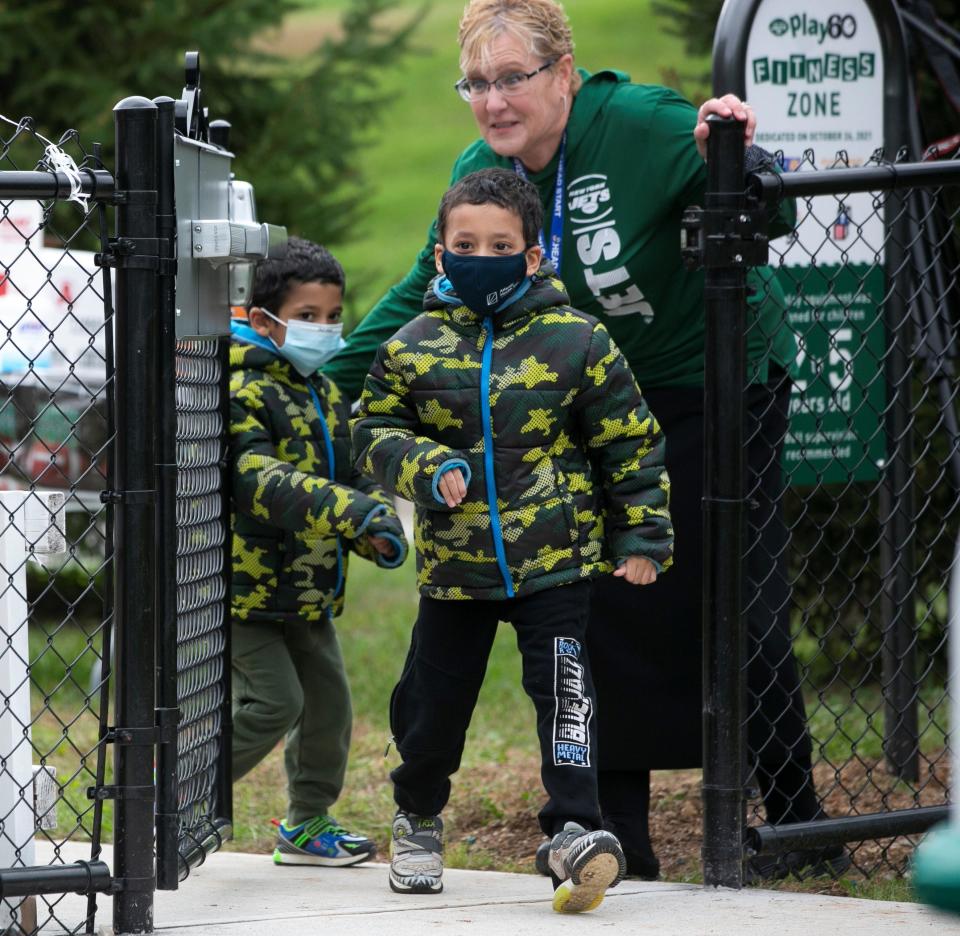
[
  {"xmin": 745, "ymin": 0, "xmax": 888, "ymax": 488},
  {"xmin": 779, "ymin": 264, "xmax": 886, "ymax": 486}
]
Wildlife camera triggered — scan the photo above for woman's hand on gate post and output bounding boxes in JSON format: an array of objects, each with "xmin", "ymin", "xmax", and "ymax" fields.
[{"xmin": 694, "ymin": 94, "xmax": 756, "ymax": 160}]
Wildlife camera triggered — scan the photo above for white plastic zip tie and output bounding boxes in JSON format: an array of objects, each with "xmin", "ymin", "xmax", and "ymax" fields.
[
  {"xmin": 43, "ymin": 143, "xmax": 89, "ymax": 208},
  {"xmin": 0, "ymin": 114, "xmax": 89, "ymax": 207}
]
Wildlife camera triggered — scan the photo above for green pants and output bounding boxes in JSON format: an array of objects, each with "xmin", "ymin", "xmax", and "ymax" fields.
[{"xmin": 231, "ymin": 617, "xmax": 352, "ymax": 825}]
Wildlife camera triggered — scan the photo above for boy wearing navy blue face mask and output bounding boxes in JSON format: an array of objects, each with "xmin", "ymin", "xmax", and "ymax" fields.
[
  {"xmin": 351, "ymin": 170, "xmax": 673, "ymax": 912},
  {"xmin": 229, "ymin": 237, "xmax": 408, "ymax": 869}
]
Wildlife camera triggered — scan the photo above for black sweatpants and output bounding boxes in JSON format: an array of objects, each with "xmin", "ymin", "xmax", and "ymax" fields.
[{"xmin": 390, "ymin": 580, "xmax": 602, "ymax": 836}]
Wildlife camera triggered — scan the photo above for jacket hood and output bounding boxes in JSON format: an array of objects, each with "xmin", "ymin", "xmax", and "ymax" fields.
[
  {"xmin": 422, "ymin": 262, "xmax": 571, "ymax": 326},
  {"xmin": 229, "ymin": 319, "xmax": 307, "ymax": 386},
  {"xmin": 231, "ymin": 319, "xmax": 278, "ymax": 360},
  {"xmin": 565, "ymin": 68, "xmax": 630, "ymax": 158}
]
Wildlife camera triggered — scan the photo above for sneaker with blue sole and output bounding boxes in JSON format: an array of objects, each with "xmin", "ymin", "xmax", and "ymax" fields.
[{"xmin": 272, "ymin": 815, "xmax": 376, "ymax": 867}]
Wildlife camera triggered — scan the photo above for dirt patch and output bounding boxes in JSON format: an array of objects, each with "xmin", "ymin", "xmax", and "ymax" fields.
[
  {"xmin": 231, "ymin": 738, "xmax": 948, "ymax": 897},
  {"xmin": 439, "ymin": 758, "xmax": 705, "ymax": 877},
  {"xmin": 440, "ymin": 751, "xmax": 544, "ymax": 869},
  {"xmin": 438, "ymin": 749, "xmax": 949, "ymax": 892},
  {"xmin": 809, "ymin": 749, "xmax": 949, "ymax": 882}
]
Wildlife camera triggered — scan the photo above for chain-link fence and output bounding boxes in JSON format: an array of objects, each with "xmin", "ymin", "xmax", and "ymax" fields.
[
  {"xmin": 0, "ymin": 117, "xmax": 115, "ymax": 934},
  {"xmin": 0, "ymin": 84, "xmax": 238, "ymax": 931},
  {"xmin": 694, "ymin": 117, "xmax": 956, "ymax": 886},
  {"xmin": 745, "ymin": 149, "xmax": 954, "ymax": 878}
]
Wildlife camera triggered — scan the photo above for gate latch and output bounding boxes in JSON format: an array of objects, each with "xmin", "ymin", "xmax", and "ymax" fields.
[
  {"xmin": 95, "ymin": 236, "xmax": 162, "ymax": 272},
  {"xmin": 680, "ymin": 204, "xmax": 769, "ymax": 270}
]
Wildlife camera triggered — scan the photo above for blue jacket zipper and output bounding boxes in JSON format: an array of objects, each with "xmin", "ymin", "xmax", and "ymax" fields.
[
  {"xmin": 308, "ymin": 381, "xmax": 344, "ymax": 607},
  {"xmin": 480, "ymin": 317, "xmax": 515, "ymax": 598}
]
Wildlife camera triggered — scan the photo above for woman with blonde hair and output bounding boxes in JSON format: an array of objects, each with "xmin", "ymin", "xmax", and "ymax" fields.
[{"xmin": 327, "ymin": 0, "xmax": 840, "ymax": 886}]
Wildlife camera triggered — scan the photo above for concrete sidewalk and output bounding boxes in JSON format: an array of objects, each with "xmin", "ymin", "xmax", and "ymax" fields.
[{"xmin": 73, "ymin": 849, "xmax": 960, "ymax": 935}]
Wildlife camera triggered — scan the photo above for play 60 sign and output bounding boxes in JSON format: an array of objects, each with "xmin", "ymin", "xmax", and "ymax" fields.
[{"xmin": 746, "ymin": 0, "xmax": 886, "ymax": 485}]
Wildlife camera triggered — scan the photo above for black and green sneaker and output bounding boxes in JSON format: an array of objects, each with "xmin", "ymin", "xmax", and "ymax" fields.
[{"xmin": 272, "ymin": 815, "xmax": 376, "ymax": 867}]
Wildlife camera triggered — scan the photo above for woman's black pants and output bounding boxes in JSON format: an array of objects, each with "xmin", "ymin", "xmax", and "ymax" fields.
[{"xmin": 589, "ymin": 371, "xmax": 820, "ymax": 852}]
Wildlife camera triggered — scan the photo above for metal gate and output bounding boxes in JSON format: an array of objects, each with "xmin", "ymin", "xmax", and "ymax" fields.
[
  {"xmin": 0, "ymin": 55, "xmax": 265, "ymax": 931},
  {"xmin": 691, "ymin": 116, "xmax": 956, "ymax": 887}
]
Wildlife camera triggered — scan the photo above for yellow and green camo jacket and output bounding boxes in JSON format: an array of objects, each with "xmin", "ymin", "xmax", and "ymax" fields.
[
  {"xmin": 230, "ymin": 336, "xmax": 406, "ymax": 624},
  {"xmin": 351, "ymin": 267, "xmax": 673, "ymax": 601}
]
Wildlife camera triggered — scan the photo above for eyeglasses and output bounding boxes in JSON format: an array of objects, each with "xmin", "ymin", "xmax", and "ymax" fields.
[{"xmin": 454, "ymin": 59, "xmax": 557, "ymax": 102}]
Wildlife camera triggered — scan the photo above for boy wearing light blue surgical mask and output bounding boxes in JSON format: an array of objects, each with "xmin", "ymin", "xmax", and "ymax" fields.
[
  {"xmin": 245, "ymin": 278, "xmax": 345, "ymax": 376},
  {"xmin": 229, "ymin": 237, "xmax": 408, "ymax": 870}
]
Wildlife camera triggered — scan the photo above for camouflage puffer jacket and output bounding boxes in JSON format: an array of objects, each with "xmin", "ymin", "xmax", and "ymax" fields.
[
  {"xmin": 230, "ymin": 325, "xmax": 407, "ymax": 624},
  {"xmin": 351, "ymin": 267, "xmax": 672, "ymax": 601}
]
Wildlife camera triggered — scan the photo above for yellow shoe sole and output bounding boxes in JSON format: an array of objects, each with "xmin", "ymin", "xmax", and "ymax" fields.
[{"xmin": 552, "ymin": 852, "xmax": 620, "ymax": 913}]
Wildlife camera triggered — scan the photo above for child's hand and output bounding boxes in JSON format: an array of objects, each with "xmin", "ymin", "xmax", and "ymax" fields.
[
  {"xmin": 613, "ymin": 556, "xmax": 657, "ymax": 585},
  {"xmin": 367, "ymin": 535, "xmax": 396, "ymax": 558},
  {"xmin": 437, "ymin": 468, "xmax": 467, "ymax": 507}
]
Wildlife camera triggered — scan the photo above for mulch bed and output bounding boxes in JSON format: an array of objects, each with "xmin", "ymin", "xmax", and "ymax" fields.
[{"xmin": 441, "ymin": 748, "xmax": 950, "ymax": 894}]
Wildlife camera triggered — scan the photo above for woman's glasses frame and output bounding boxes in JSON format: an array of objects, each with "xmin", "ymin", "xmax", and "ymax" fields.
[{"xmin": 454, "ymin": 59, "xmax": 558, "ymax": 103}]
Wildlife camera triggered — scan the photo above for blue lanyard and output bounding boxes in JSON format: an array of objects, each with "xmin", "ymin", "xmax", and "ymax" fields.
[
  {"xmin": 513, "ymin": 132, "xmax": 566, "ymax": 274},
  {"xmin": 307, "ymin": 382, "xmax": 336, "ymax": 478}
]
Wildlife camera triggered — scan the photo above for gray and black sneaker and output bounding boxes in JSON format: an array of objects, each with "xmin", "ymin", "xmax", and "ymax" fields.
[
  {"xmin": 538, "ymin": 827, "xmax": 659, "ymax": 881},
  {"xmin": 547, "ymin": 821, "xmax": 626, "ymax": 913},
  {"xmin": 389, "ymin": 811, "xmax": 444, "ymax": 894}
]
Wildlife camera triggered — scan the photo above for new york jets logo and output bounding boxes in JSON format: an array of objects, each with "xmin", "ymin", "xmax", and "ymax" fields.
[{"xmin": 770, "ymin": 18, "xmax": 788, "ymax": 36}]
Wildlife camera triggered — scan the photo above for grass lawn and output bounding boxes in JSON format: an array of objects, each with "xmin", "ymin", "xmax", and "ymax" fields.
[{"xmin": 26, "ymin": 620, "xmax": 112, "ymax": 847}]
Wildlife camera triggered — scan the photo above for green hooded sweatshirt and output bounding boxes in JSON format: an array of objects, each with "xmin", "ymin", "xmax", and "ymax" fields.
[{"xmin": 326, "ymin": 69, "xmax": 796, "ymax": 399}]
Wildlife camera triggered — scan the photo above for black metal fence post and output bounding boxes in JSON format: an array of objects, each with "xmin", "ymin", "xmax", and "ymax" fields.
[
  {"xmin": 112, "ymin": 95, "xmax": 160, "ymax": 934},
  {"xmin": 701, "ymin": 114, "xmax": 748, "ymax": 889},
  {"xmin": 153, "ymin": 94, "xmax": 181, "ymax": 892},
  {"xmin": 880, "ymin": 178, "xmax": 919, "ymax": 781},
  {"xmin": 881, "ymin": 9, "xmax": 920, "ymax": 784}
]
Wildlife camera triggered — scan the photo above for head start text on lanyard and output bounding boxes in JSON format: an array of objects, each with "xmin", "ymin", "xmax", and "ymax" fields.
[{"xmin": 512, "ymin": 132, "xmax": 566, "ymax": 275}]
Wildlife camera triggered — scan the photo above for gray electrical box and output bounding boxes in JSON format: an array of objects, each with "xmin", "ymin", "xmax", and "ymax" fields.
[{"xmin": 174, "ymin": 136, "xmax": 286, "ymax": 338}]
